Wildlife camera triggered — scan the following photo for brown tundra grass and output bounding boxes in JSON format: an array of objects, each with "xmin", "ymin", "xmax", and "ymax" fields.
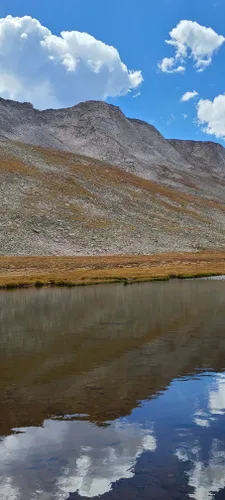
[{"xmin": 0, "ymin": 250, "xmax": 224, "ymax": 289}]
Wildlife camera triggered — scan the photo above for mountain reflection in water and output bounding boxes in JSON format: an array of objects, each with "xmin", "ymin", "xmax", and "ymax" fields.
[{"xmin": 0, "ymin": 279, "xmax": 225, "ymax": 500}]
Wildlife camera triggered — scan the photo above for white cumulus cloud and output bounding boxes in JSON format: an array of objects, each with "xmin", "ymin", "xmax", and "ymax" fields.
[
  {"xmin": 0, "ymin": 15, "xmax": 143, "ymax": 109},
  {"xmin": 181, "ymin": 90, "xmax": 199, "ymax": 102},
  {"xmin": 158, "ymin": 57, "xmax": 185, "ymax": 73},
  {"xmin": 159, "ymin": 20, "xmax": 225, "ymax": 73},
  {"xmin": 197, "ymin": 93, "xmax": 225, "ymax": 138}
]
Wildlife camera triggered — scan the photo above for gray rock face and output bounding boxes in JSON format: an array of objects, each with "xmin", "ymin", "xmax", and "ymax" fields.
[
  {"xmin": 0, "ymin": 97, "xmax": 224, "ymax": 185},
  {"xmin": 169, "ymin": 139, "xmax": 225, "ymax": 171},
  {"xmin": 0, "ymin": 97, "xmax": 224, "ymax": 256}
]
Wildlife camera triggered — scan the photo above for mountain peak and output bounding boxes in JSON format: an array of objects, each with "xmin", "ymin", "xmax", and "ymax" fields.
[{"xmin": 0, "ymin": 96, "xmax": 224, "ymax": 183}]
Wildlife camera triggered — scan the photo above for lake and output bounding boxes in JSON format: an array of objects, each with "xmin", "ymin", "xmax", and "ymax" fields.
[{"xmin": 1, "ymin": 279, "xmax": 225, "ymax": 500}]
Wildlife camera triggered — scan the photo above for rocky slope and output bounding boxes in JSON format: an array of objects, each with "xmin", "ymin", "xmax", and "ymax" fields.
[
  {"xmin": 0, "ymin": 98, "xmax": 224, "ymax": 255},
  {"xmin": 1, "ymin": 98, "xmax": 225, "ymax": 187}
]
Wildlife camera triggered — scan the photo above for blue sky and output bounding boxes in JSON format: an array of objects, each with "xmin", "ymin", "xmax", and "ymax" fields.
[{"xmin": 0, "ymin": 0, "xmax": 225, "ymax": 142}]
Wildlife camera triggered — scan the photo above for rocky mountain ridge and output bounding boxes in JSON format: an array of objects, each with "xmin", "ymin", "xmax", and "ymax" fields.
[
  {"xmin": 0, "ymin": 98, "xmax": 224, "ymax": 255},
  {"xmin": 0, "ymin": 98, "xmax": 225, "ymax": 183}
]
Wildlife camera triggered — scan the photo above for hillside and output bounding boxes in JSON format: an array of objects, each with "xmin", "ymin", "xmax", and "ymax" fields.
[{"xmin": 0, "ymin": 98, "xmax": 225, "ymax": 255}]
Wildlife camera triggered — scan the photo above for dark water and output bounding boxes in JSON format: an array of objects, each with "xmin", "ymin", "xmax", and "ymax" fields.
[{"xmin": 1, "ymin": 279, "xmax": 225, "ymax": 500}]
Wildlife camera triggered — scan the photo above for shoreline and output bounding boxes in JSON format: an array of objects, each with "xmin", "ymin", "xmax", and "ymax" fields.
[{"xmin": 0, "ymin": 251, "xmax": 225, "ymax": 289}]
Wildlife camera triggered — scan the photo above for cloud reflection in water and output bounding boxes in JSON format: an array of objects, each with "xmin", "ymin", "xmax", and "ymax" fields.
[{"xmin": 0, "ymin": 418, "xmax": 156, "ymax": 499}]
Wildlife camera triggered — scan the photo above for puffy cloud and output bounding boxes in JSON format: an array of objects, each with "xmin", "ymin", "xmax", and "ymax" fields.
[
  {"xmin": 159, "ymin": 20, "xmax": 225, "ymax": 73},
  {"xmin": 0, "ymin": 15, "xmax": 143, "ymax": 109},
  {"xmin": 197, "ymin": 94, "xmax": 225, "ymax": 138},
  {"xmin": 158, "ymin": 57, "xmax": 185, "ymax": 73},
  {"xmin": 181, "ymin": 90, "xmax": 199, "ymax": 102}
]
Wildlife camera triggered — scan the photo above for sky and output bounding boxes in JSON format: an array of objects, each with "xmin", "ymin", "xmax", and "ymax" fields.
[{"xmin": 0, "ymin": 0, "xmax": 225, "ymax": 143}]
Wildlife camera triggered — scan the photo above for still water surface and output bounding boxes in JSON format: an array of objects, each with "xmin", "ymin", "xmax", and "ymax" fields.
[{"xmin": 1, "ymin": 279, "xmax": 225, "ymax": 499}]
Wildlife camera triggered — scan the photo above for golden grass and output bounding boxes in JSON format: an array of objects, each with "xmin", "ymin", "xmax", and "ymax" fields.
[
  {"xmin": 0, "ymin": 159, "xmax": 38, "ymax": 176},
  {"xmin": 0, "ymin": 251, "xmax": 224, "ymax": 288}
]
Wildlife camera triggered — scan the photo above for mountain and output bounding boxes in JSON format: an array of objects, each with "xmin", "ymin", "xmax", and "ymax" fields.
[{"xmin": 0, "ymin": 98, "xmax": 224, "ymax": 255}]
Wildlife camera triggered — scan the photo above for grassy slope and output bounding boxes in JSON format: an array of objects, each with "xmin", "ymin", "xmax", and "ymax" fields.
[{"xmin": 0, "ymin": 251, "xmax": 224, "ymax": 288}]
